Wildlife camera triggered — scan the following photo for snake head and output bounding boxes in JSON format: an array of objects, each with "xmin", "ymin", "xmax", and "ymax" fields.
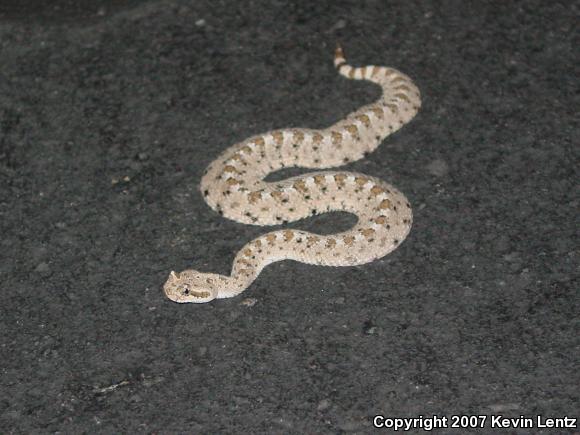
[{"xmin": 163, "ymin": 270, "xmax": 219, "ymax": 303}]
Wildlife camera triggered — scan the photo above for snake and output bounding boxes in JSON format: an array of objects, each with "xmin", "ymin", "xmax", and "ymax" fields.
[{"xmin": 164, "ymin": 45, "xmax": 421, "ymax": 303}]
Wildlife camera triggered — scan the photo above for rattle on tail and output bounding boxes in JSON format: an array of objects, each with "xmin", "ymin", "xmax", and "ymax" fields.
[{"xmin": 164, "ymin": 45, "xmax": 421, "ymax": 303}]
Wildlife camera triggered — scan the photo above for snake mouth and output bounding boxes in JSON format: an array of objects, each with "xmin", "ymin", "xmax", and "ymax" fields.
[{"xmin": 166, "ymin": 290, "xmax": 214, "ymax": 303}]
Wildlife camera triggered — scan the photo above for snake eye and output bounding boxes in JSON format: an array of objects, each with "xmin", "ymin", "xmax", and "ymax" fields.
[{"xmin": 182, "ymin": 286, "xmax": 190, "ymax": 295}]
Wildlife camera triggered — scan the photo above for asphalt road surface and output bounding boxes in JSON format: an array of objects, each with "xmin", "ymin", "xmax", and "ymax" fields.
[{"xmin": 0, "ymin": 0, "xmax": 577, "ymax": 433}]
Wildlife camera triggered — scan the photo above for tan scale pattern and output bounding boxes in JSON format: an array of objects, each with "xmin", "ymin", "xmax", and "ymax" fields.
[{"xmin": 164, "ymin": 46, "xmax": 421, "ymax": 303}]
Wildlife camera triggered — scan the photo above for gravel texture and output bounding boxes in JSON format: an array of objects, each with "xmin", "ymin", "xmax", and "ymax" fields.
[{"xmin": 0, "ymin": 0, "xmax": 578, "ymax": 433}]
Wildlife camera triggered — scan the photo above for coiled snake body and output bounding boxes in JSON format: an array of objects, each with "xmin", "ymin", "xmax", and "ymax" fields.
[{"xmin": 164, "ymin": 46, "xmax": 421, "ymax": 303}]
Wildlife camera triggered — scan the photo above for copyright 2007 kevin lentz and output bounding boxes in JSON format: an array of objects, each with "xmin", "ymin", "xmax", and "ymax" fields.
[{"xmin": 372, "ymin": 414, "xmax": 577, "ymax": 431}]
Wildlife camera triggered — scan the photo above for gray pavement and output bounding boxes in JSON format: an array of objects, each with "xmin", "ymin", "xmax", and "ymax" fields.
[{"xmin": 0, "ymin": 0, "xmax": 577, "ymax": 433}]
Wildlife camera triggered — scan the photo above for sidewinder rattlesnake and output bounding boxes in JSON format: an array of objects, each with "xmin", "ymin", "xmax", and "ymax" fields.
[{"xmin": 164, "ymin": 46, "xmax": 421, "ymax": 303}]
